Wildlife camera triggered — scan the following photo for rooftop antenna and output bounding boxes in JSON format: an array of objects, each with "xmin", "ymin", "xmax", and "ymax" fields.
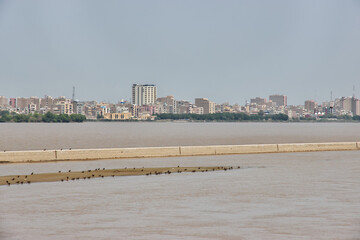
[
  {"xmin": 353, "ymin": 85, "xmax": 355, "ymax": 98},
  {"xmin": 330, "ymin": 91, "xmax": 333, "ymax": 101},
  {"xmin": 72, "ymin": 86, "xmax": 75, "ymax": 101}
]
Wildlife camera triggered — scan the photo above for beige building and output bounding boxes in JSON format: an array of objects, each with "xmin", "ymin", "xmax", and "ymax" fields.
[
  {"xmin": 341, "ymin": 97, "xmax": 360, "ymax": 116},
  {"xmin": 157, "ymin": 96, "xmax": 176, "ymax": 113},
  {"xmin": 269, "ymin": 94, "xmax": 287, "ymax": 107},
  {"xmin": 195, "ymin": 98, "xmax": 215, "ymax": 114},
  {"xmin": 132, "ymin": 84, "xmax": 157, "ymax": 106},
  {"xmin": 191, "ymin": 106, "xmax": 204, "ymax": 115},
  {"xmin": 250, "ymin": 97, "xmax": 266, "ymax": 105},
  {"xmin": 304, "ymin": 100, "xmax": 316, "ymax": 112},
  {"xmin": 56, "ymin": 100, "xmax": 73, "ymax": 115},
  {"xmin": 0, "ymin": 96, "xmax": 8, "ymax": 107},
  {"xmin": 104, "ymin": 112, "xmax": 131, "ymax": 120}
]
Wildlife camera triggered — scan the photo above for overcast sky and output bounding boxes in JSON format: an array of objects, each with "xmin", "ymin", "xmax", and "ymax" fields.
[{"xmin": 0, "ymin": 0, "xmax": 359, "ymax": 105}]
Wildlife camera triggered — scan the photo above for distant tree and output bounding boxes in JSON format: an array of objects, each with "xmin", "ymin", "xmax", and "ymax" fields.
[
  {"xmin": 269, "ymin": 113, "xmax": 289, "ymax": 121},
  {"xmin": 353, "ymin": 115, "xmax": 360, "ymax": 121},
  {"xmin": 70, "ymin": 114, "xmax": 86, "ymax": 122}
]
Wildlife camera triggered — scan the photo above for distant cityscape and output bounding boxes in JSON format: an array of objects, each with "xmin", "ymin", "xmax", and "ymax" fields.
[{"xmin": 1, "ymin": 83, "xmax": 360, "ymax": 120}]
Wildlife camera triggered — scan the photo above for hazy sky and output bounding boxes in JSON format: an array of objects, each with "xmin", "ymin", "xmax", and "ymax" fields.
[{"xmin": 0, "ymin": 0, "xmax": 359, "ymax": 105}]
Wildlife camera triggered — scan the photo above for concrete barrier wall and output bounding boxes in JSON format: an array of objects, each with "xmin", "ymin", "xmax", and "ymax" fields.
[
  {"xmin": 179, "ymin": 146, "xmax": 216, "ymax": 156},
  {"xmin": 213, "ymin": 144, "xmax": 278, "ymax": 155},
  {"xmin": 0, "ymin": 150, "xmax": 56, "ymax": 163},
  {"xmin": 55, "ymin": 147, "xmax": 181, "ymax": 161},
  {"xmin": 277, "ymin": 142, "xmax": 357, "ymax": 153},
  {"xmin": 0, "ymin": 142, "xmax": 359, "ymax": 163}
]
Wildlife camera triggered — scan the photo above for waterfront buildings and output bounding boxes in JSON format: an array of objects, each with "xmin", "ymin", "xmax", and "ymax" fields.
[{"xmin": 1, "ymin": 84, "xmax": 360, "ymax": 120}]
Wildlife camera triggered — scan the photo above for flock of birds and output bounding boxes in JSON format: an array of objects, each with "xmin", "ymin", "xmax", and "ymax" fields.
[{"xmin": 4, "ymin": 166, "xmax": 240, "ymax": 186}]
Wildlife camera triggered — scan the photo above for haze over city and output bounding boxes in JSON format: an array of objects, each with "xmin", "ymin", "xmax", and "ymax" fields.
[{"xmin": 1, "ymin": 0, "xmax": 360, "ymax": 105}]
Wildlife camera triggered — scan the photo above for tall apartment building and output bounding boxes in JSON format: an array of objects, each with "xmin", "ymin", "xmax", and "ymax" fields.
[
  {"xmin": 16, "ymin": 97, "xmax": 31, "ymax": 110},
  {"xmin": 250, "ymin": 97, "xmax": 266, "ymax": 105},
  {"xmin": 157, "ymin": 96, "xmax": 176, "ymax": 113},
  {"xmin": 132, "ymin": 84, "xmax": 157, "ymax": 106},
  {"xmin": 341, "ymin": 97, "xmax": 360, "ymax": 116},
  {"xmin": 0, "ymin": 96, "xmax": 8, "ymax": 107},
  {"xmin": 9, "ymin": 98, "xmax": 16, "ymax": 108},
  {"xmin": 304, "ymin": 100, "xmax": 316, "ymax": 112},
  {"xmin": 269, "ymin": 94, "xmax": 287, "ymax": 107},
  {"xmin": 195, "ymin": 98, "xmax": 215, "ymax": 114}
]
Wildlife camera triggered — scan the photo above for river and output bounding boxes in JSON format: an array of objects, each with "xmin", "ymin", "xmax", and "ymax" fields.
[{"xmin": 0, "ymin": 122, "xmax": 360, "ymax": 239}]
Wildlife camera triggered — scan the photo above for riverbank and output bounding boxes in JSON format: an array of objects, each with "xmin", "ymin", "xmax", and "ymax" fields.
[
  {"xmin": 0, "ymin": 142, "xmax": 359, "ymax": 163},
  {"xmin": 0, "ymin": 166, "xmax": 236, "ymax": 185}
]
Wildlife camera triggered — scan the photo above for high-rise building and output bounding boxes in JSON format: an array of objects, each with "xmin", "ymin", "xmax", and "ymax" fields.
[
  {"xmin": 250, "ymin": 97, "xmax": 266, "ymax": 105},
  {"xmin": 132, "ymin": 84, "xmax": 157, "ymax": 106},
  {"xmin": 0, "ymin": 96, "xmax": 8, "ymax": 107},
  {"xmin": 304, "ymin": 100, "xmax": 316, "ymax": 112},
  {"xmin": 9, "ymin": 98, "xmax": 16, "ymax": 108},
  {"xmin": 157, "ymin": 96, "xmax": 176, "ymax": 113},
  {"xmin": 195, "ymin": 98, "xmax": 215, "ymax": 114},
  {"xmin": 341, "ymin": 97, "xmax": 360, "ymax": 116},
  {"xmin": 269, "ymin": 94, "xmax": 287, "ymax": 107}
]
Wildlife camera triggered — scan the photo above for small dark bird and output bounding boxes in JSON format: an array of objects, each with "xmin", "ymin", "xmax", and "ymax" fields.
[
  {"xmin": 27, "ymin": 181, "xmax": 30, "ymax": 184},
  {"xmin": 12, "ymin": 178, "xmax": 15, "ymax": 180},
  {"xmin": 101, "ymin": 175, "xmax": 104, "ymax": 178},
  {"xmin": 31, "ymin": 172, "xmax": 34, "ymax": 175},
  {"xmin": 58, "ymin": 171, "xmax": 61, "ymax": 173},
  {"xmin": 68, "ymin": 170, "xmax": 71, "ymax": 172},
  {"xmin": 61, "ymin": 179, "xmax": 64, "ymax": 182},
  {"xmin": 82, "ymin": 171, "xmax": 84, "ymax": 173}
]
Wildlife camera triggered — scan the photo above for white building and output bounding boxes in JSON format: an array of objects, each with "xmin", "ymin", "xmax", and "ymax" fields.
[{"xmin": 132, "ymin": 84, "xmax": 157, "ymax": 106}]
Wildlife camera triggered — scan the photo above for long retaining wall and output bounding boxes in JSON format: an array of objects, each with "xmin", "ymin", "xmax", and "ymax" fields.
[{"xmin": 0, "ymin": 142, "xmax": 359, "ymax": 163}]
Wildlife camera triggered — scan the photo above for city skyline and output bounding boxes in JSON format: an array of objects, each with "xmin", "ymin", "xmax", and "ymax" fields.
[{"xmin": 0, "ymin": 0, "xmax": 360, "ymax": 105}]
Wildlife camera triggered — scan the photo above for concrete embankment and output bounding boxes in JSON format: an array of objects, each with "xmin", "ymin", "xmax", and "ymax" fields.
[{"xmin": 0, "ymin": 142, "xmax": 359, "ymax": 163}]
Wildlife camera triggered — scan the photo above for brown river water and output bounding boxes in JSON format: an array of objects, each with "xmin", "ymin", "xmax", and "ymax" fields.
[
  {"xmin": 0, "ymin": 122, "xmax": 360, "ymax": 151},
  {"xmin": 0, "ymin": 122, "xmax": 360, "ymax": 239}
]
